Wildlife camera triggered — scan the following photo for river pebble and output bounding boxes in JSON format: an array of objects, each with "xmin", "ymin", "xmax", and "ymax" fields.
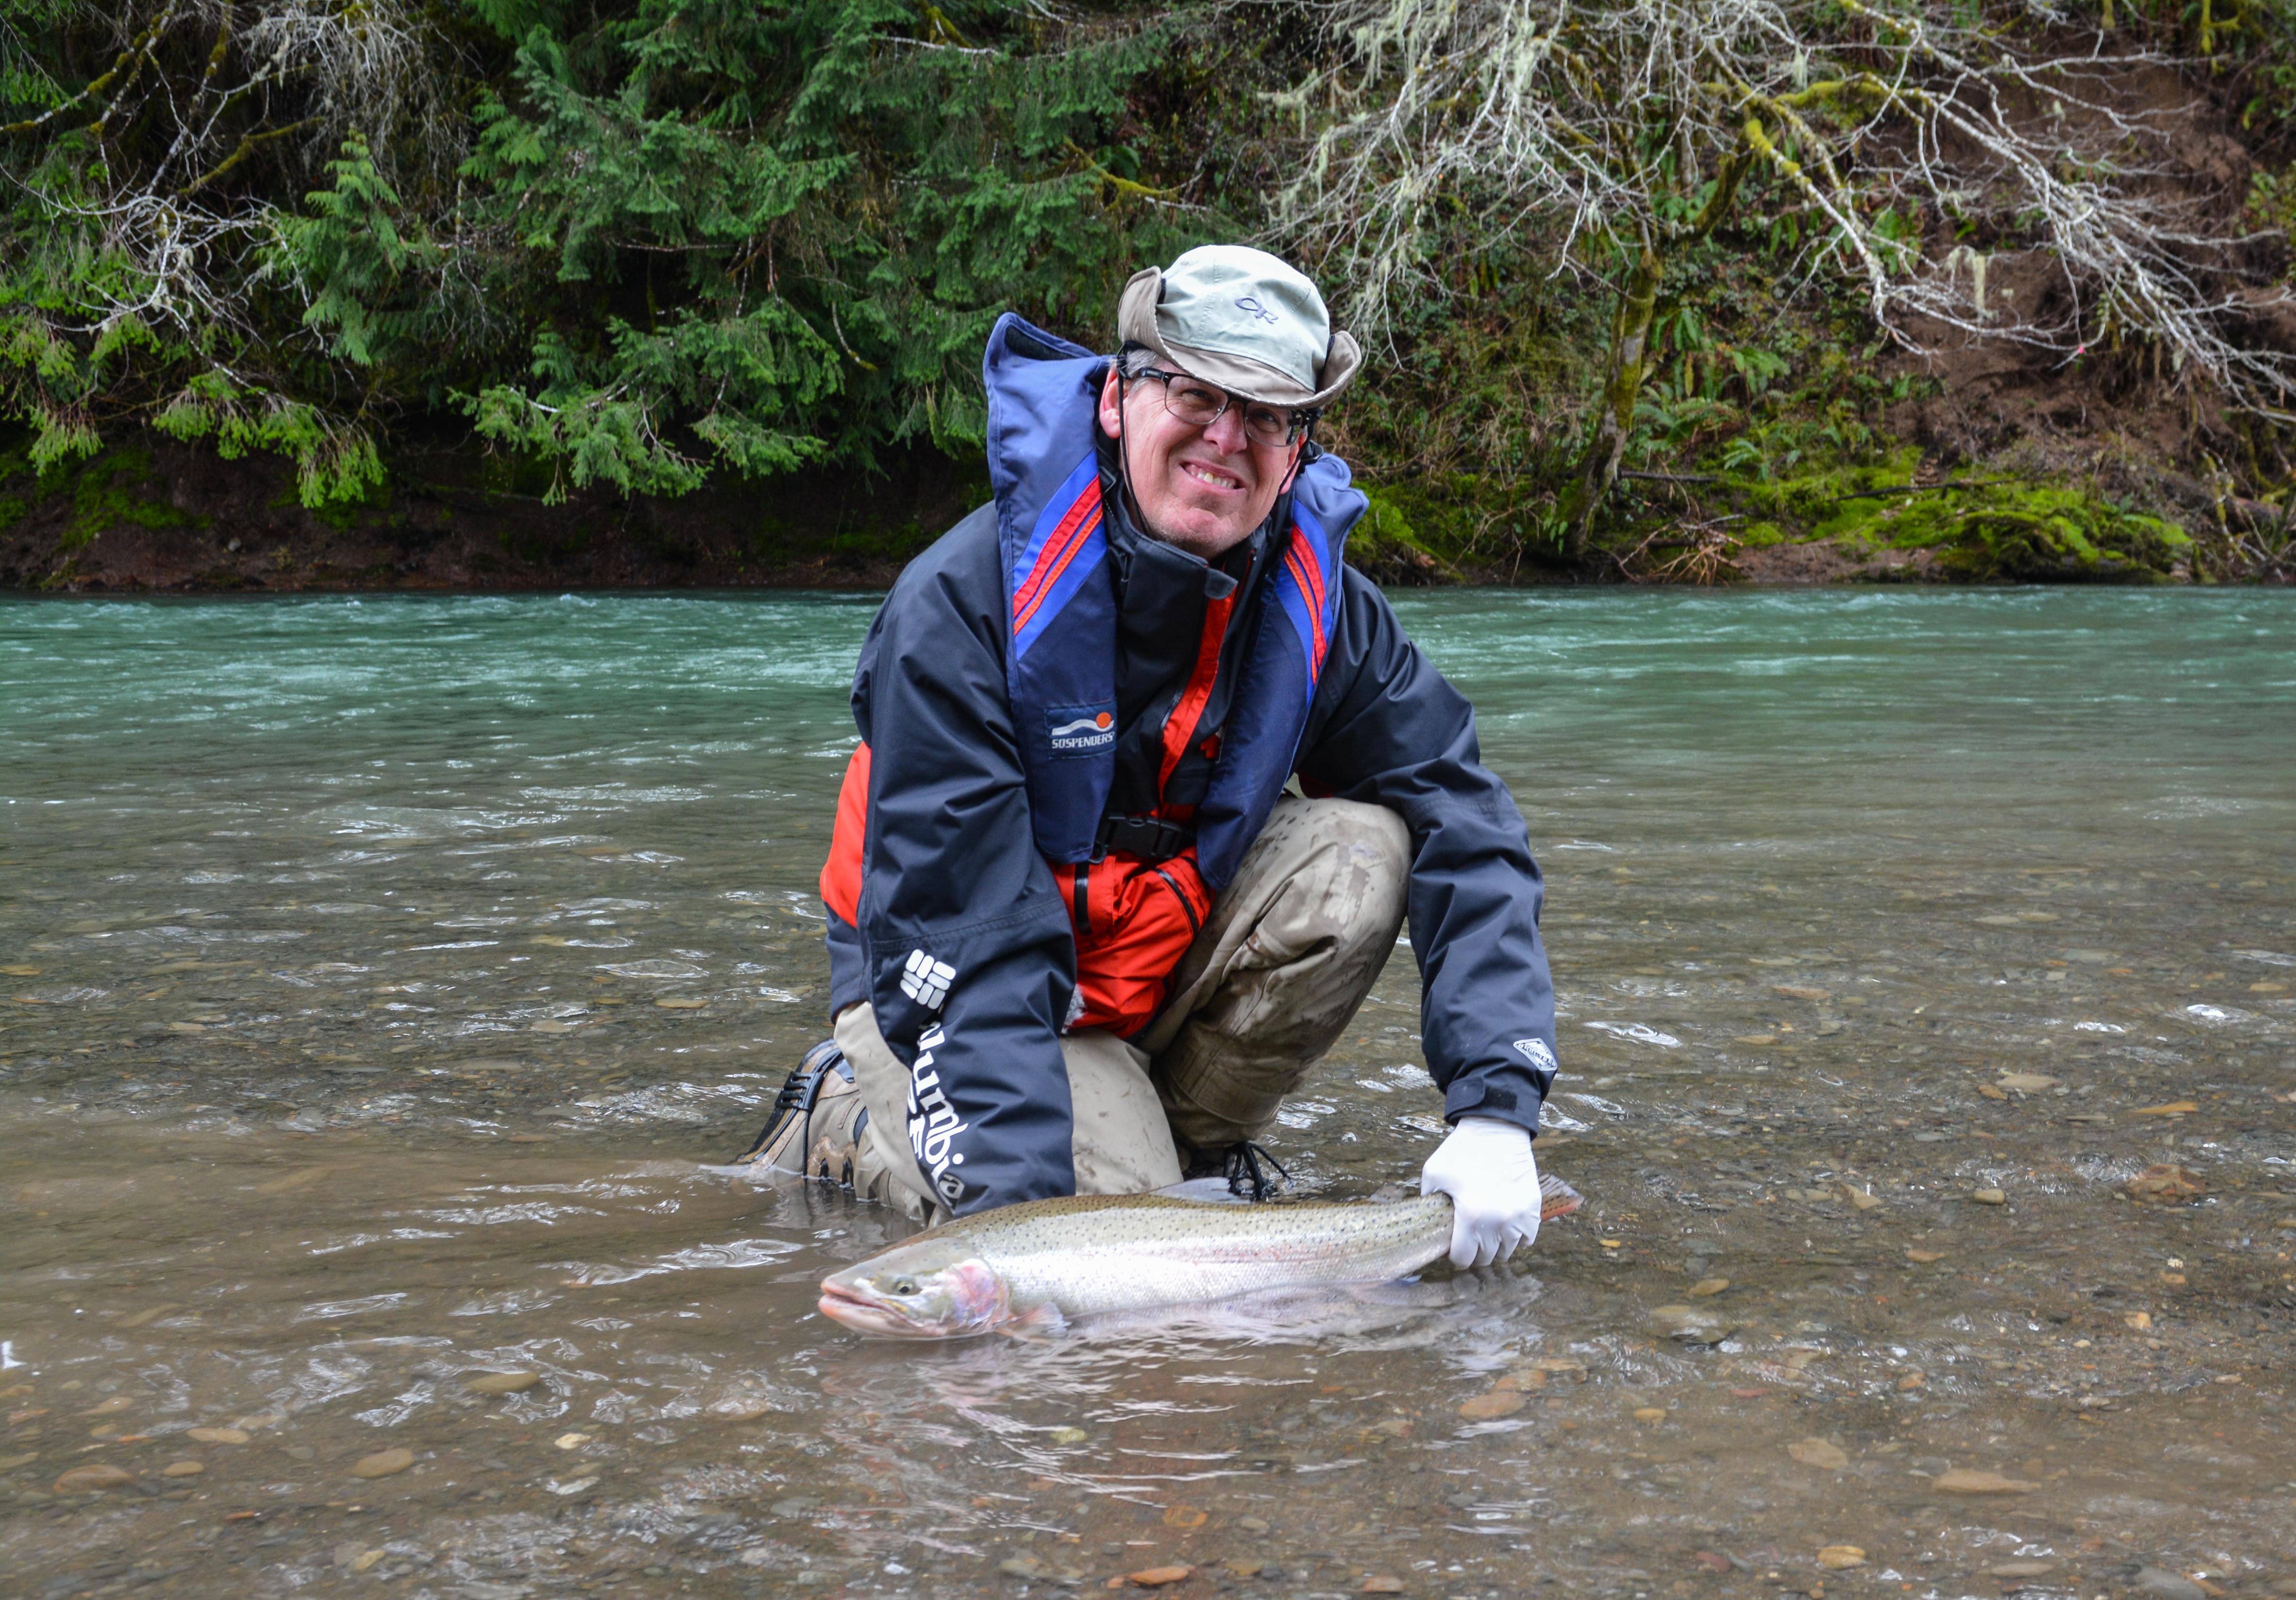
[
  {"xmin": 2137, "ymin": 1570, "xmax": 2210, "ymax": 1600},
  {"xmin": 348, "ymin": 1447, "xmax": 414, "ymax": 1479},
  {"xmin": 1930, "ymin": 1468, "xmax": 2033, "ymax": 1494},
  {"xmin": 1996, "ymin": 1073, "xmax": 2059, "ymax": 1092},
  {"xmin": 464, "ymin": 1371, "xmax": 542, "ymax": 1394},
  {"xmin": 1788, "ymin": 1439, "xmax": 1849, "ymax": 1470},
  {"xmin": 1649, "ymin": 1304, "xmax": 1737, "ymax": 1343},
  {"xmin": 54, "ymin": 1464, "xmax": 135, "ymax": 1493}
]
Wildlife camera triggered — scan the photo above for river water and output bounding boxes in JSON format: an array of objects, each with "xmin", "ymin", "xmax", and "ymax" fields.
[{"xmin": 2, "ymin": 589, "xmax": 2293, "ymax": 1600}]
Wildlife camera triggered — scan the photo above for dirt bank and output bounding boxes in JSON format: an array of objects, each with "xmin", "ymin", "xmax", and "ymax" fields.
[{"xmin": 0, "ymin": 430, "xmax": 983, "ymax": 595}]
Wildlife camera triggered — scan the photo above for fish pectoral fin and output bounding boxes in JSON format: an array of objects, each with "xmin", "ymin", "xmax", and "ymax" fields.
[
  {"xmin": 998, "ymin": 1302, "xmax": 1070, "ymax": 1340},
  {"xmin": 1538, "ymin": 1172, "xmax": 1585, "ymax": 1221}
]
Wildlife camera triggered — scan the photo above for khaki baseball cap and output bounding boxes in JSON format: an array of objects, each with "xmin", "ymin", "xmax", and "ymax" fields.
[{"xmin": 1115, "ymin": 245, "xmax": 1362, "ymax": 409}]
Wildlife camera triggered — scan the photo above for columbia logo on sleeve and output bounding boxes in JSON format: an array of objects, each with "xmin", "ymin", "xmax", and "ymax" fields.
[
  {"xmin": 900, "ymin": 949, "xmax": 956, "ymax": 1010},
  {"xmin": 1513, "ymin": 1038, "xmax": 1557, "ymax": 1072}
]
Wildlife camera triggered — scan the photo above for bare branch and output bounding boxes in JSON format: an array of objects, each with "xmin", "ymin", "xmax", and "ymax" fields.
[{"xmin": 1273, "ymin": 0, "xmax": 2296, "ymax": 420}]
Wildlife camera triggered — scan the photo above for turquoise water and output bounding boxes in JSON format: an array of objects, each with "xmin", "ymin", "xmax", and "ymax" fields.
[{"xmin": 2, "ymin": 589, "xmax": 2293, "ymax": 1598}]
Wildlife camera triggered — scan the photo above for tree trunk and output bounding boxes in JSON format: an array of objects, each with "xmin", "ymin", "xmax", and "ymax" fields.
[{"xmin": 1559, "ymin": 241, "xmax": 1664, "ymax": 557}]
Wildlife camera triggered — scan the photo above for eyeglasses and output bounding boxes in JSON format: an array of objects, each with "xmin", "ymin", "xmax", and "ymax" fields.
[{"xmin": 1131, "ymin": 367, "xmax": 1313, "ymax": 448}]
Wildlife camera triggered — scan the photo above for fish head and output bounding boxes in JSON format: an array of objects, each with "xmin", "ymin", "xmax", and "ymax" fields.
[{"xmin": 818, "ymin": 1236, "xmax": 1010, "ymax": 1338}]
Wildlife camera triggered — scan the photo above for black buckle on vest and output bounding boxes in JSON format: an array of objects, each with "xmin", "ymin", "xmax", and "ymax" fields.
[{"xmin": 1092, "ymin": 814, "xmax": 1197, "ymax": 863}]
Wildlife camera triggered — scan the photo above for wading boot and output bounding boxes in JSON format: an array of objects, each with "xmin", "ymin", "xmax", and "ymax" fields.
[
  {"xmin": 731, "ymin": 1040, "xmax": 869, "ymax": 1185},
  {"xmin": 1180, "ymin": 1139, "xmax": 1291, "ymax": 1201}
]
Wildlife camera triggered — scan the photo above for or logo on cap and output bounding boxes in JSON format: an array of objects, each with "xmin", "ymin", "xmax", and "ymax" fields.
[{"xmin": 1234, "ymin": 295, "xmax": 1281, "ymax": 326}]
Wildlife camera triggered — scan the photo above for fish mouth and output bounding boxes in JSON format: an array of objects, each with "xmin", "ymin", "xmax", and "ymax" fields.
[{"xmin": 817, "ymin": 1281, "xmax": 942, "ymax": 1340}]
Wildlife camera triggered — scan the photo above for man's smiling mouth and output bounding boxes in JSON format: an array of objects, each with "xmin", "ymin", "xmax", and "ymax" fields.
[{"xmin": 1181, "ymin": 460, "xmax": 1246, "ymax": 491}]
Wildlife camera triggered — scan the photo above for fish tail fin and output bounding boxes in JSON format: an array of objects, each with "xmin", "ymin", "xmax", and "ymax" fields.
[{"xmin": 1539, "ymin": 1171, "xmax": 1585, "ymax": 1222}]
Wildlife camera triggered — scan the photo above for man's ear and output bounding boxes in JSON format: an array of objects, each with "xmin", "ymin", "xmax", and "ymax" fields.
[
  {"xmin": 1097, "ymin": 364, "xmax": 1125, "ymax": 441},
  {"xmin": 1278, "ymin": 440, "xmax": 1307, "ymax": 496}
]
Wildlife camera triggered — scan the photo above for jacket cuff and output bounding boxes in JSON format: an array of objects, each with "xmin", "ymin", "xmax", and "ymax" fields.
[
  {"xmin": 824, "ymin": 912, "xmax": 868, "ymax": 1020},
  {"xmin": 1443, "ymin": 1066, "xmax": 1547, "ymax": 1139}
]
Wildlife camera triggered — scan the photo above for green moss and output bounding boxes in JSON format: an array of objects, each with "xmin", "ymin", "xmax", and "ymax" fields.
[
  {"xmin": 1348, "ymin": 486, "xmax": 1455, "ymax": 581},
  {"xmin": 47, "ymin": 447, "xmax": 204, "ymax": 550},
  {"xmin": 480, "ymin": 449, "xmax": 563, "ymax": 502},
  {"xmin": 825, "ymin": 517, "xmax": 941, "ymax": 564},
  {"xmin": 1787, "ymin": 472, "xmax": 2183, "ymax": 578}
]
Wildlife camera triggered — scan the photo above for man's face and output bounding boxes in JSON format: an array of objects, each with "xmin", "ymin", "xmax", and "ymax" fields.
[{"xmin": 1097, "ymin": 364, "xmax": 1305, "ymax": 559}]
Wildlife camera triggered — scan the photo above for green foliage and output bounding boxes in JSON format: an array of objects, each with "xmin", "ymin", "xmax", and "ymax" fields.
[
  {"xmin": 0, "ymin": 0, "xmax": 67, "ymax": 112},
  {"xmin": 153, "ymin": 372, "xmax": 387, "ymax": 508},
  {"xmin": 2227, "ymin": 0, "xmax": 2296, "ymax": 133},
  {"xmin": 444, "ymin": 0, "xmax": 1201, "ymax": 498},
  {"xmin": 2247, "ymin": 165, "xmax": 2296, "ymax": 252},
  {"xmin": 0, "ymin": 0, "xmax": 2267, "ymax": 582},
  {"xmin": 0, "ymin": 0, "xmax": 1206, "ymax": 510}
]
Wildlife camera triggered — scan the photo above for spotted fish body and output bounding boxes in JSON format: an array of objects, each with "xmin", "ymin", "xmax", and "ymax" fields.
[{"xmin": 817, "ymin": 1176, "xmax": 1582, "ymax": 1338}]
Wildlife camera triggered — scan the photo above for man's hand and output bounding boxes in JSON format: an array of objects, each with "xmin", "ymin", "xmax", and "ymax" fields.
[{"xmin": 1420, "ymin": 1116, "xmax": 1542, "ymax": 1269}]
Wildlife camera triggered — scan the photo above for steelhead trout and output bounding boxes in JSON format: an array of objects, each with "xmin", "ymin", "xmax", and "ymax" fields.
[{"xmin": 817, "ymin": 1174, "xmax": 1582, "ymax": 1338}]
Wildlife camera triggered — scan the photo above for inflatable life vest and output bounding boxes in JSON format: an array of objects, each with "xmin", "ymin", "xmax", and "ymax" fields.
[{"xmin": 984, "ymin": 312, "xmax": 1365, "ymax": 893}]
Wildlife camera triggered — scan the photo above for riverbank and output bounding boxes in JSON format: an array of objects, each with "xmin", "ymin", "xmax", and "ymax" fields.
[{"xmin": 6, "ymin": 421, "xmax": 2289, "ymax": 593}]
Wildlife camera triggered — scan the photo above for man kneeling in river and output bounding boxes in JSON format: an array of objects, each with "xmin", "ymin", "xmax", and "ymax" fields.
[{"xmin": 735, "ymin": 246, "xmax": 1559, "ymax": 1269}]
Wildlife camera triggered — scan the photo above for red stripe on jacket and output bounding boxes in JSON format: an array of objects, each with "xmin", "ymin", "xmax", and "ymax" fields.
[
  {"xmin": 1284, "ymin": 525, "xmax": 1329, "ymax": 675},
  {"xmin": 1011, "ymin": 484, "xmax": 1104, "ymax": 635}
]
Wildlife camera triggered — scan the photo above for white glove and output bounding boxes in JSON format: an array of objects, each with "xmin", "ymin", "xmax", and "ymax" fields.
[{"xmin": 1420, "ymin": 1117, "xmax": 1542, "ymax": 1269}]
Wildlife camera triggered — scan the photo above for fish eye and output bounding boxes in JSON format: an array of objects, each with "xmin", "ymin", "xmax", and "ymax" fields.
[{"xmin": 891, "ymin": 1277, "xmax": 919, "ymax": 1296}]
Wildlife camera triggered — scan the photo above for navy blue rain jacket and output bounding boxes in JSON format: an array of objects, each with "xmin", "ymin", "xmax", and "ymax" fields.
[{"xmin": 822, "ymin": 460, "xmax": 1558, "ymax": 1218}]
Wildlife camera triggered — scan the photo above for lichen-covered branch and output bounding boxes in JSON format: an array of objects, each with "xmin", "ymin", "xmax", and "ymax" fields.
[{"xmin": 1274, "ymin": 0, "xmax": 2296, "ymax": 541}]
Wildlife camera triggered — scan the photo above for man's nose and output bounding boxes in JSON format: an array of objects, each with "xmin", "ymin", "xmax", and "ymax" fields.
[{"xmin": 1199, "ymin": 405, "xmax": 1252, "ymax": 453}]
